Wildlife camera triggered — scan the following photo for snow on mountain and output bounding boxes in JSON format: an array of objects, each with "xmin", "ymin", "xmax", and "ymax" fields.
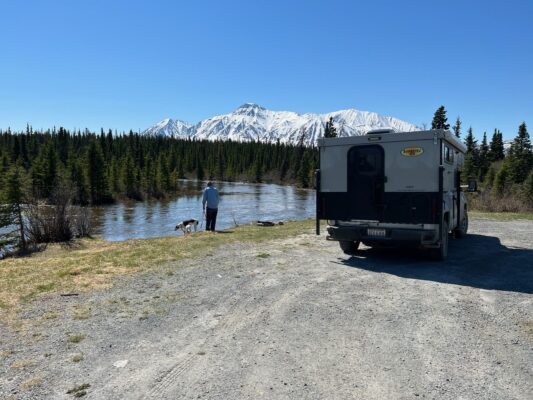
[
  {"xmin": 143, "ymin": 103, "xmax": 419, "ymax": 145},
  {"xmin": 142, "ymin": 118, "xmax": 193, "ymax": 138}
]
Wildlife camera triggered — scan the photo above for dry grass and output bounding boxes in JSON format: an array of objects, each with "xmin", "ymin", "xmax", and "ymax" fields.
[
  {"xmin": 68, "ymin": 334, "xmax": 86, "ymax": 344},
  {"xmin": 10, "ymin": 359, "xmax": 35, "ymax": 369},
  {"xmin": 522, "ymin": 321, "xmax": 533, "ymax": 338},
  {"xmin": 20, "ymin": 376, "xmax": 44, "ymax": 390},
  {"xmin": 470, "ymin": 211, "xmax": 533, "ymax": 221},
  {"xmin": 72, "ymin": 305, "xmax": 91, "ymax": 320},
  {"xmin": 467, "ymin": 191, "xmax": 532, "ymax": 213},
  {"xmin": 41, "ymin": 311, "xmax": 59, "ymax": 320},
  {"xmin": 1, "ymin": 349, "xmax": 15, "ymax": 358},
  {"xmin": 0, "ymin": 220, "xmax": 315, "ymax": 315}
]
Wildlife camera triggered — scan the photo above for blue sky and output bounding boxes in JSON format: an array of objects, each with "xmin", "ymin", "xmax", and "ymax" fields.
[{"xmin": 1, "ymin": 0, "xmax": 531, "ymax": 140}]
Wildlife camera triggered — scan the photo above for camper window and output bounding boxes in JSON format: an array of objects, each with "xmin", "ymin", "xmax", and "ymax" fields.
[
  {"xmin": 443, "ymin": 144, "xmax": 454, "ymax": 164},
  {"xmin": 356, "ymin": 153, "xmax": 379, "ymax": 174}
]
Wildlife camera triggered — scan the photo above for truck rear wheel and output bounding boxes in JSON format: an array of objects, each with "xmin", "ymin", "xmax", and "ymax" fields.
[
  {"xmin": 454, "ymin": 210, "xmax": 468, "ymax": 238},
  {"xmin": 339, "ymin": 240, "xmax": 360, "ymax": 255},
  {"xmin": 431, "ymin": 221, "xmax": 449, "ymax": 261}
]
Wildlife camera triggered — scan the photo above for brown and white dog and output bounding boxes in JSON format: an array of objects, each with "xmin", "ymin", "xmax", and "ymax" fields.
[{"xmin": 175, "ymin": 219, "xmax": 199, "ymax": 234}]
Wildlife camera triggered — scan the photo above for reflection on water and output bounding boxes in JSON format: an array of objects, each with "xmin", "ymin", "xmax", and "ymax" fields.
[{"xmin": 91, "ymin": 180, "xmax": 315, "ymax": 241}]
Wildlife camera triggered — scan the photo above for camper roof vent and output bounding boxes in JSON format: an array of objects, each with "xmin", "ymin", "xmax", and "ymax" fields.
[{"xmin": 366, "ymin": 128, "xmax": 396, "ymax": 135}]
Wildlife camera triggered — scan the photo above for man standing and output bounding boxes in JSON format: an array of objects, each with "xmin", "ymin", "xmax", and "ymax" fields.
[{"xmin": 202, "ymin": 181, "xmax": 220, "ymax": 231}]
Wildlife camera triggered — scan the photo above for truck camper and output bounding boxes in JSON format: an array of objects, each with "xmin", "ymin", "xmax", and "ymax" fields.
[{"xmin": 316, "ymin": 129, "xmax": 469, "ymax": 260}]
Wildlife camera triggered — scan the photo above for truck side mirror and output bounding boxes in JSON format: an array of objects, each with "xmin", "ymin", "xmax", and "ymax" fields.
[{"xmin": 467, "ymin": 179, "xmax": 477, "ymax": 192}]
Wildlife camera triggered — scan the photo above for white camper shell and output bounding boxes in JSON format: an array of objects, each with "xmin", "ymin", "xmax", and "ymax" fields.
[{"xmin": 316, "ymin": 129, "xmax": 469, "ymax": 260}]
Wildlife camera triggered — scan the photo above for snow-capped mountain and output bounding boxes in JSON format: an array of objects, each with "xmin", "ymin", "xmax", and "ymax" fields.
[
  {"xmin": 143, "ymin": 103, "xmax": 419, "ymax": 145},
  {"xmin": 142, "ymin": 118, "xmax": 193, "ymax": 138}
]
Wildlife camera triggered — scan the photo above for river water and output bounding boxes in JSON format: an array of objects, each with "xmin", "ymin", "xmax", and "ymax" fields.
[{"xmin": 91, "ymin": 180, "xmax": 315, "ymax": 241}]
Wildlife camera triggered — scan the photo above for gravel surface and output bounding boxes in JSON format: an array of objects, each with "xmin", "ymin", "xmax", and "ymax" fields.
[{"xmin": 1, "ymin": 218, "xmax": 532, "ymax": 399}]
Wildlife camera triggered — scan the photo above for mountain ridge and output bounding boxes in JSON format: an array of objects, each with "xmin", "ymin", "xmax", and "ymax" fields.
[{"xmin": 143, "ymin": 103, "xmax": 420, "ymax": 145}]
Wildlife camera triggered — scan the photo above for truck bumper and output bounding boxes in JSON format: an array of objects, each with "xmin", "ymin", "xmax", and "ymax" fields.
[{"xmin": 326, "ymin": 225, "xmax": 438, "ymax": 247}]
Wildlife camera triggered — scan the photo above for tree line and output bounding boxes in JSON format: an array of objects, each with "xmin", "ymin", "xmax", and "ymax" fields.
[
  {"xmin": 431, "ymin": 106, "xmax": 532, "ymax": 211},
  {"xmin": 0, "ymin": 127, "xmax": 319, "ymax": 204}
]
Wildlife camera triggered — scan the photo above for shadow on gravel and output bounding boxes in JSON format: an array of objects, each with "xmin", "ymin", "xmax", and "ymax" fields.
[{"xmin": 334, "ymin": 234, "xmax": 533, "ymax": 294}]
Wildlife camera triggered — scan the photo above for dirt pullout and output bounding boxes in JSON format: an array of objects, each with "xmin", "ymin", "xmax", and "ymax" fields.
[{"xmin": 1, "ymin": 218, "xmax": 532, "ymax": 400}]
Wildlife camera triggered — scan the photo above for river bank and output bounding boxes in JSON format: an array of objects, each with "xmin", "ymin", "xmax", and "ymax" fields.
[{"xmin": 0, "ymin": 220, "xmax": 315, "ymax": 318}]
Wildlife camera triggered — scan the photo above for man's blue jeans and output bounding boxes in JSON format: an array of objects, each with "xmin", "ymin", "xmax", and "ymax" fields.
[{"xmin": 206, "ymin": 207, "xmax": 218, "ymax": 231}]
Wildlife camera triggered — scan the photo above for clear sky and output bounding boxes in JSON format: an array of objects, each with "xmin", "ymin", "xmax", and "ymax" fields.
[{"xmin": 1, "ymin": 0, "xmax": 531, "ymax": 140}]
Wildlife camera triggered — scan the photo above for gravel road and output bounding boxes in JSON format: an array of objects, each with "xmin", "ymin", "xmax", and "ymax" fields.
[{"xmin": 1, "ymin": 218, "xmax": 532, "ymax": 399}]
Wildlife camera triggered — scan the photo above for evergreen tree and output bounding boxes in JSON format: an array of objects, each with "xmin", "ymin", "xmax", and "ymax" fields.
[
  {"xmin": 493, "ymin": 165, "xmax": 509, "ymax": 196},
  {"xmin": 324, "ymin": 117, "xmax": 337, "ymax": 138},
  {"xmin": 297, "ymin": 150, "xmax": 312, "ymax": 187},
  {"xmin": 488, "ymin": 129, "xmax": 505, "ymax": 162},
  {"xmin": 507, "ymin": 122, "xmax": 532, "ymax": 184},
  {"xmin": 86, "ymin": 140, "xmax": 110, "ymax": 204},
  {"xmin": 196, "ymin": 158, "xmax": 205, "ymax": 181},
  {"xmin": 0, "ymin": 152, "xmax": 10, "ymax": 185},
  {"xmin": 462, "ymin": 127, "xmax": 479, "ymax": 180},
  {"xmin": 522, "ymin": 171, "xmax": 533, "ymax": 204},
  {"xmin": 31, "ymin": 141, "xmax": 59, "ymax": 198},
  {"xmin": 123, "ymin": 153, "xmax": 139, "ymax": 199},
  {"xmin": 279, "ymin": 156, "xmax": 288, "ymax": 181},
  {"xmin": 109, "ymin": 158, "xmax": 121, "ymax": 194},
  {"xmin": 483, "ymin": 166, "xmax": 496, "ymax": 189},
  {"xmin": 253, "ymin": 157, "xmax": 263, "ymax": 182},
  {"xmin": 2, "ymin": 165, "xmax": 30, "ymax": 252},
  {"xmin": 478, "ymin": 132, "xmax": 490, "ymax": 182},
  {"xmin": 431, "ymin": 105, "xmax": 450, "ymax": 130},
  {"xmin": 69, "ymin": 159, "xmax": 89, "ymax": 205},
  {"xmin": 452, "ymin": 117, "xmax": 461, "ymax": 138}
]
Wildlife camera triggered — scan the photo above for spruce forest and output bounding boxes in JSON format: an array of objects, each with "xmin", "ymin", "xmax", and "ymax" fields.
[{"xmin": 0, "ymin": 127, "xmax": 318, "ymax": 205}]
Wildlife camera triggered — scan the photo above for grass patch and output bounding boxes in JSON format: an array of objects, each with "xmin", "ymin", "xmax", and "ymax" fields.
[
  {"xmin": 10, "ymin": 359, "xmax": 35, "ymax": 369},
  {"xmin": 20, "ymin": 282, "xmax": 56, "ymax": 303},
  {"xmin": 1, "ymin": 349, "xmax": 15, "ymax": 358},
  {"xmin": 20, "ymin": 376, "xmax": 44, "ymax": 390},
  {"xmin": 163, "ymin": 293, "xmax": 188, "ymax": 304},
  {"xmin": 31, "ymin": 333, "xmax": 47, "ymax": 342},
  {"xmin": 72, "ymin": 353, "xmax": 84, "ymax": 363},
  {"xmin": 41, "ymin": 311, "xmax": 58, "ymax": 320},
  {"xmin": 522, "ymin": 321, "xmax": 533, "ymax": 338},
  {"xmin": 0, "ymin": 220, "xmax": 316, "ymax": 313},
  {"xmin": 68, "ymin": 334, "xmax": 86, "ymax": 344},
  {"xmin": 470, "ymin": 211, "xmax": 533, "ymax": 221},
  {"xmin": 67, "ymin": 383, "xmax": 90, "ymax": 397},
  {"xmin": 142, "ymin": 306, "xmax": 168, "ymax": 316},
  {"xmin": 256, "ymin": 252, "xmax": 270, "ymax": 258},
  {"xmin": 72, "ymin": 306, "xmax": 91, "ymax": 320}
]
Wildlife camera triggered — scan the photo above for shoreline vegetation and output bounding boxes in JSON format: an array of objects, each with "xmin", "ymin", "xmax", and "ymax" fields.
[{"xmin": 1, "ymin": 212, "xmax": 532, "ymax": 320}]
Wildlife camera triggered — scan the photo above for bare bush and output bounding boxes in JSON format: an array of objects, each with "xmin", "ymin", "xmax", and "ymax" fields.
[
  {"xmin": 26, "ymin": 182, "xmax": 74, "ymax": 243},
  {"xmin": 72, "ymin": 206, "xmax": 92, "ymax": 238},
  {"xmin": 467, "ymin": 190, "xmax": 533, "ymax": 213}
]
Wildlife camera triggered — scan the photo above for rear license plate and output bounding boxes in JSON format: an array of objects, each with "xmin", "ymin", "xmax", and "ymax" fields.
[{"xmin": 367, "ymin": 228, "xmax": 386, "ymax": 237}]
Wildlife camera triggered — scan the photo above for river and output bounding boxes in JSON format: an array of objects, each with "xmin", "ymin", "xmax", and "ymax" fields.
[{"xmin": 91, "ymin": 180, "xmax": 315, "ymax": 241}]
